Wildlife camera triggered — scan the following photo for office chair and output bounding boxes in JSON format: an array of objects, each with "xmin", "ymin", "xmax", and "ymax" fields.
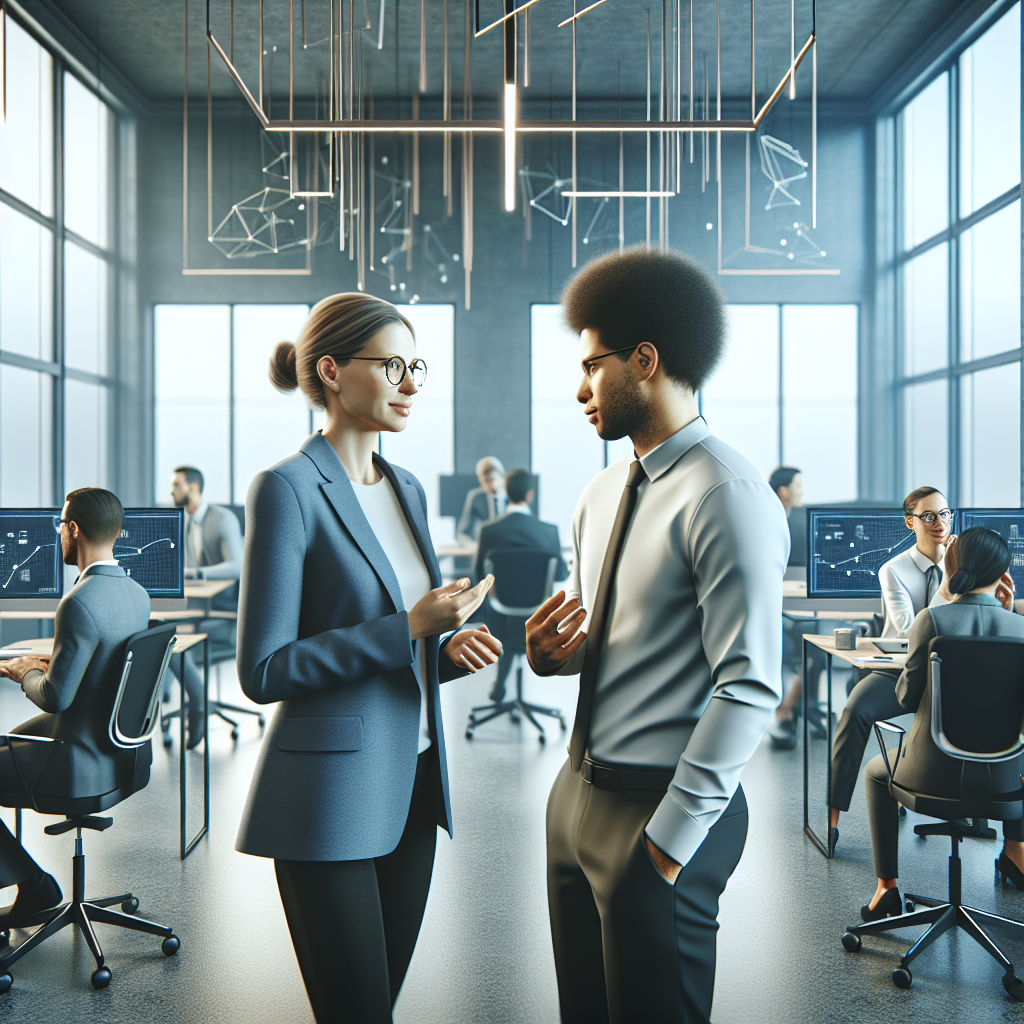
[
  {"xmin": 0, "ymin": 623, "xmax": 182, "ymax": 993},
  {"xmin": 841, "ymin": 636, "xmax": 1024, "ymax": 1000},
  {"xmin": 465, "ymin": 550, "xmax": 566, "ymax": 744}
]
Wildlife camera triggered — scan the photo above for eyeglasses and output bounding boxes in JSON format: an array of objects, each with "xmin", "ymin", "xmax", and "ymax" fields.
[
  {"xmin": 909, "ymin": 509, "xmax": 954, "ymax": 525},
  {"xmin": 581, "ymin": 345, "xmax": 640, "ymax": 378},
  {"xmin": 52, "ymin": 517, "xmax": 68, "ymax": 534},
  {"xmin": 343, "ymin": 355, "xmax": 428, "ymax": 388}
]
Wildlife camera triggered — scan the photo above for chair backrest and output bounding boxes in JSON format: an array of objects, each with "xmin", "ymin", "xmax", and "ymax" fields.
[
  {"xmin": 484, "ymin": 549, "xmax": 558, "ymax": 617},
  {"xmin": 109, "ymin": 623, "xmax": 178, "ymax": 749},
  {"xmin": 928, "ymin": 635, "xmax": 1024, "ymax": 762}
]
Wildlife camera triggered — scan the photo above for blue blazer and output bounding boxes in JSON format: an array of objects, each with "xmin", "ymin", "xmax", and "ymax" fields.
[{"xmin": 234, "ymin": 432, "xmax": 466, "ymax": 861}]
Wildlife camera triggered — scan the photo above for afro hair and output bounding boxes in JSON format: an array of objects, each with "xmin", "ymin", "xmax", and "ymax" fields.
[{"xmin": 560, "ymin": 246, "xmax": 726, "ymax": 392}]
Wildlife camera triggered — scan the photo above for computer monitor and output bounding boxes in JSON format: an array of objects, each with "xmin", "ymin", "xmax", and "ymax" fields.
[
  {"xmin": 807, "ymin": 507, "xmax": 915, "ymax": 598},
  {"xmin": 0, "ymin": 509, "xmax": 64, "ymax": 611},
  {"xmin": 116, "ymin": 508, "xmax": 186, "ymax": 610},
  {"xmin": 958, "ymin": 508, "xmax": 1024, "ymax": 592}
]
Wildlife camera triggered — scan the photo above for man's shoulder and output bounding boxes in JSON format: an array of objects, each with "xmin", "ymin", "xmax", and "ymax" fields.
[{"xmin": 63, "ymin": 572, "xmax": 149, "ymax": 621}]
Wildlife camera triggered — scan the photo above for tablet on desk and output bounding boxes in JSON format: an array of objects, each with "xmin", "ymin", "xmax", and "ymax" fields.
[{"xmin": 874, "ymin": 640, "xmax": 909, "ymax": 655}]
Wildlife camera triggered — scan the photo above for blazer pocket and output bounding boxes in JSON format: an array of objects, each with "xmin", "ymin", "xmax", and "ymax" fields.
[{"xmin": 276, "ymin": 716, "xmax": 364, "ymax": 752}]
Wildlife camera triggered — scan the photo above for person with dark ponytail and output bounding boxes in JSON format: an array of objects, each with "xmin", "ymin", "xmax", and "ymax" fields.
[
  {"xmin": 234, "ymin": 293, "xmax": 502, "ymax": 1022},
  {"xmin": 859, "ymin": 528, "xmax": 1024, "ymax": 921}
]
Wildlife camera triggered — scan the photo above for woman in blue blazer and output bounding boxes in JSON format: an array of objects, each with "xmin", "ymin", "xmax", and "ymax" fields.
[{"xmin": 235, "ymin": 293, "xmax": 500, "ymax": 1023}]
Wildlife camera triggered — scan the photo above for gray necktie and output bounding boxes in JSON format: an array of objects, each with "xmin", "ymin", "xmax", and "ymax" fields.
[
  {"xmin": 925, "ymin": 564, "xmax": 942, "ymax": 604},
  {"xmin": 569, "ymin": 460, "xmax": 647, "ymax": 772}
]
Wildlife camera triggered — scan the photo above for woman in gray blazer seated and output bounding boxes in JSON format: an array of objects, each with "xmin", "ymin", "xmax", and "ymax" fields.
[
  {"xmin": 234, "ymin": 293, "xmax": 501, "ymax": 1023},
  {"xmin": 860, "ymin": 528, "xmax": 1022, "ymax": 921}
]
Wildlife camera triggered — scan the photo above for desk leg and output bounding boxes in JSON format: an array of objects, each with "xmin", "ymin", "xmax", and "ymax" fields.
[
  {"xmin": 803, "ymin": 646, "xmax": 835, "ymax": 859},
  {"xmin": 181, "ymin": 638, "xmax": 210, "ymax": 860},
  {"xmin": 178, "ymin": 650, "xmax": 187, "ymax": 859}
]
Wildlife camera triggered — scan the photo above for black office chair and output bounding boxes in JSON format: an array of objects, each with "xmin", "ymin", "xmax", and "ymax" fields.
[
  {"xmin": 465, "ymin": 549, "xmax": 566, "ymax": 744},
  {"xmin": 841, "ymin": 635, "xmax": 1024, "ymax": 1000},
  {"xmin": 0, "ymin": 623, "xmax": 182, "ymax": 993}
]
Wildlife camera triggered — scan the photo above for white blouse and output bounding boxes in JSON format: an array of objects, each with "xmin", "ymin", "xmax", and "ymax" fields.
[{"xmin": 352, "ymin": 476, "xmax": 433, "ymax": 754}]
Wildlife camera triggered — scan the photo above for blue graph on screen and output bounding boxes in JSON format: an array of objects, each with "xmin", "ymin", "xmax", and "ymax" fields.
[
  {"xmin": 959, "ymin": 509, "xmax": 1024, "ymax": 592},
  {"xmin": 0, "ymin": 510, "xmax": 62, "ymax": 599},
  {"xmin": 115, "ymin": 510, "xmax": 183, "ymax": 596},
  {"xmin": 808, "ymin": 508, "xmax": 915, "ymax": 597}
]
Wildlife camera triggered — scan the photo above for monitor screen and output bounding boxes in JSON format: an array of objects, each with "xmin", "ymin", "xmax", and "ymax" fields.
[
  {"xmin": 0, "ymin": 509, "xmax": 63, "ymax": 602},
  {"xmin": 807, "ymin": 507, "xmax": 915, "ymax": 598},
  {"xmin": 958, "ymin": 508, "xmax": 1024, "ymax": 592},
  {"xmin": 115, "ymin": 508, "xmax": 185, "ymax": 598}
]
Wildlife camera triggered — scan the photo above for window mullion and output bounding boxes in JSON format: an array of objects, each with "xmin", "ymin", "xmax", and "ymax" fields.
[
  {"xmin": 53, "ymin": 57, "xmax": 65, "ymax": 503},
  {"xmin": 948, "ymin": 60, "xmax": 961, "ymax": 506}
]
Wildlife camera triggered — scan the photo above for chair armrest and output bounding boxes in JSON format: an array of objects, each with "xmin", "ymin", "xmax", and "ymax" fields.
[
  {"xmin": 873, "ymin": 720, "xmax": 906, "ymax": 781},
  {"xmin": 0, "ymin": 735, "xmax": 57, "ymax": 744}
]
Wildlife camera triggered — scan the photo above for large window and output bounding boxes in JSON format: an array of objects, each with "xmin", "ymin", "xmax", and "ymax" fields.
[
  {"xmin": 894, "ymin": 3, "xmax": 1021, "ymax": 505},
  {"xmin": 530, "ymin": 303, "xmax": 857, "ymax": 542},
  {"xmin": 154, "ymin": 304, "xmax": 456, "ymax": 541},
  {"xmin": 0, "ymin": 16, "xmax": 118, "ymax": 506}
]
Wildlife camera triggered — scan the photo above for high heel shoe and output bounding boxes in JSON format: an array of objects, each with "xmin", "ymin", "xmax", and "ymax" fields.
[
  {"xmin": 860, "ymin": 886, "xmax": 903, "ymax": 922},
  {"xmin": 997, "ymin": 851, "xmax": 1024, "ymax": 889}
]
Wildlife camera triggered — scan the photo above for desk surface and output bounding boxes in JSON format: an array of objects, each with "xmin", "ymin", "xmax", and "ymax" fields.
[
  {"xmin": 803, "ymin": 633, "xmax": 909, "ymax": 671},
  {"xmin": 435, "ymin": 543, "xmax": 477, "ymax": 558},
  {"xmin": 184, "ymin": 580, "xmax": 236, "ymax": 600},
  {"xmin": 0, "ymin": 633, "xmax": 208, "ymax": 660}
]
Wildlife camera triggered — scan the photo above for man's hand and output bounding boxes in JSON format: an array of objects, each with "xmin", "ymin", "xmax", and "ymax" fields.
[
  {"xmin": 0, "ymin": 656, "xmax": 50, "ymax": 684},
  {"xmin": 445, "ymin": 626, "xmax": 503, "ymax": 672},
  {"xmin": 525, "ymin": 592, "xmax": 588, "ymax": 675},
  {"xmin": 646, "ymin": 835, "xmax": 682, "ymax": 884}
]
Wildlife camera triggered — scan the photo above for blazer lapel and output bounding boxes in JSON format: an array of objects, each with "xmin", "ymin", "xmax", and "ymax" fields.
[{"xmin": 375, "ymin": 455, "xmax": 441, "ymax": 589}]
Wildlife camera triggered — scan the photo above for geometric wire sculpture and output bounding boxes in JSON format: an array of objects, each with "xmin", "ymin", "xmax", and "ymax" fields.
[
  {"xmin": 209, "ymin": 187, "xmax": 309, "ymax": 258},
  {"xmin": 758, "ymin": 134, "xmax": 808, "ymax": 210}
]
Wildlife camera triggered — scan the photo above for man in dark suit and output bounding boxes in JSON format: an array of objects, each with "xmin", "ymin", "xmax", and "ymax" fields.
[
  {"xmin": 0, "ymin": 488, "xmax": 151, "ymax": 929},
  {"xmin": 474, "ymin": 469, "xmax": 568, "ymax": 703},
  {"xmin": 169, "ymin": 465, "xmax": 245, "ymax": 747},
  {"xmin": 456, "ymin": 456, "xmax": 507, "ymax": 544}
]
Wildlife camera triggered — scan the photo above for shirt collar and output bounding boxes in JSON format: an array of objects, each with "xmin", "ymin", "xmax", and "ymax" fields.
[
  {"xmin": 188, "ymin": 502, "xmax": 209, "ymax": 525},
  {"xmin": 909, "ymin": 545, "xmax": 943, "ymax": 574},
  {"xmin": 82, "ymin": 558, "xmax": 120, "ymax": 575},
  {"xmin": 508, "ymin": 504, "xmax": 532, "ymax": 515},
  {"xmin": 637, "ymin": 416, "xmax": 711, "ymax": 483}
]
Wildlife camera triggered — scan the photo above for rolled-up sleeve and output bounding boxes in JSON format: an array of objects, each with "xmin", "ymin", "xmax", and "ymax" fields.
[{"xmin": 646, "ymin": 477, "xmax": 789, "ymax": 867}]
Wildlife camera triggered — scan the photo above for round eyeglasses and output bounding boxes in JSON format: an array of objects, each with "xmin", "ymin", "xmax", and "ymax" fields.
[
  {"xmin": 910, "ymin": 509, "xmax": 954, "ymax": 525},
  {"xmin": 343, "ymin": 355, "xmax": 428, "ymax": 388}
]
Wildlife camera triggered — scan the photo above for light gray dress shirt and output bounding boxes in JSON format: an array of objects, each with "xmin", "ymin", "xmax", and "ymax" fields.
[
  {"xmin": 558, "ymin": 417, "xmax": 789, "ymax": 867},
  {"xmin": 878, "ymin": 545, "xmax": 949, "ymax": 638}
]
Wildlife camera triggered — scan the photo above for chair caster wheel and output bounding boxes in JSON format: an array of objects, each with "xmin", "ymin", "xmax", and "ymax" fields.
[
  {"xmin": 162, "ymin": 734, "xmax": 173, "ymax": 749},
  {"xmin": 465, "ymin": 728, "xmax": 474, "ymax": 739},
  {"xmin": 161, "ymin": 935, "xmax": 180, "ymax": 957},
  {"xmin": 904, "ymin": 898, "xmax": 915, "ymax": 913},
  {"xmin": 121, "ymin": 897, "xmax": 139, "ymax": 915},
  {"xmin": 91, "ymin": 966, "xmax": 112, "ymax": 989},
  {"xmin": 258, "ymin": 715, "xmax": 266, "ymax": 729},
  {"xmin": 231, "ymin": 729, "xmax": 239, "ymax": 740},
  {"xmin": 841, "ymin": 931, "xmax": 862, "ymax": 952},
  {"xmin": 898, "ymin": 805, "xmax": 907, "ymax": 817},
  {"xmin": 558, "ymin": 717, "xmax": 567, "ymax": 730},
  {"xmin": 1002, "ymin": 972, "xmax": 1024, "ymax": 1001},
  {"xmin": 538, "ymin": 733, "xmax": 546, "ymax": 745},
  {"xmin": 891, "ymin": 966, "xmax": 912, "ymax": 989},
  {"xmin": 0, "ymin": 930, "xmax": 9, "ymax": 948},
  {"xmin": 510, "ymin": 709, "xmax": 521, "ymax": 723},
  {"xmin": 0, "ymin": 972, "xmax": 12, "ymax": 994}
]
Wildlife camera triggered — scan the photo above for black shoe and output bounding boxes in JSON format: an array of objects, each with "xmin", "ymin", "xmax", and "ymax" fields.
[
  {"xmin": 828, "ymin": 826, "xmax": 840, "ymax": 857},
  {"xmin": 860, "ymin": 886, "xmax": 902, "ymax": 922},
  {"xmin": 767, "ymin": 716, "xmax": 797, "ymax": 750},
  {"xmin": 0, "ymin": 872, "xmax": 63, "ymax": 930},
  {"xmin": 997, "ymin": 851, "xmax": 1024, "ymax": 889},
  {"xmin": 187, "ymin": 713, "xmax": 206, "ymax": 751}
]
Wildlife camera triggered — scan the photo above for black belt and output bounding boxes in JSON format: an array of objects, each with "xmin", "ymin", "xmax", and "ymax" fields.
[{"xmin": 580, "ymin": 756, "xmax": 675, "ymax": 793}]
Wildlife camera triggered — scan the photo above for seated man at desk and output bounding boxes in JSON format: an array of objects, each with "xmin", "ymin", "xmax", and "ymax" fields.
[
  {"xmin": 0, "ymin": 488, "xmax": 150, "ymax": 928},
  {"xmin": 473, "ymin": 469, "xmax": 567, "ymax": 704},
  {"xmin": 169, "ymin": 465, "xmax": 244, "ymax": 748},
  {"xmin": 457, "ymin": 456, "xmax": 507, "ymax": 545},
  {"xmin": 828, "ymin": 485, "xmax": 954, "ymax": 852}
]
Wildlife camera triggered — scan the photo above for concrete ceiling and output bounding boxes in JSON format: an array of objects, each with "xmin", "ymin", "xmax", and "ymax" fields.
[{"xmin": 47, "ymin": 0, "xmax": 965, "ymax": 107}]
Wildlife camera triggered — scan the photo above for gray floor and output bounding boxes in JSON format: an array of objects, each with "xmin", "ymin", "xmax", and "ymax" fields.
[{"xmin": 3, "ymin": 660, "xmax": 1024, "ymax": 1022}]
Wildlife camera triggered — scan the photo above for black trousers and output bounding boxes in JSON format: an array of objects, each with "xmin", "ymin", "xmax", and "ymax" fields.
[
  {"xmin": 274, "ymin": 748, "xmax": 438, "ymax": 1024},
  {"xmin": 0, "ymin": 739, "xmax": 57, "ymax": 888},
  {"xmin": 830, "ymin": 669, "xmax": 904, "ymax": 812},
  {"xmin": 547, "ymin": 759, "xmax": 748, "ymax": 1024}
]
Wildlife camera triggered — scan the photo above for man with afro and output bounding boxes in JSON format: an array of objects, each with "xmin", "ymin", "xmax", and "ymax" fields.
[{"xmin": 527, "ymin": 246, "xmax": 789, "ymax": 1024}]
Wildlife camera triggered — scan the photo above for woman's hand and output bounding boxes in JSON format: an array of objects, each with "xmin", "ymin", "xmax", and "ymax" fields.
[
  {"xmin": 445, "ymin": 626, "xmax": 503, "ymax": 672},
  {"xmin": 996, "ymin": 572, "xmax": 1017, "ymax": 612},
  {"xmin": 408, "ymin": 576, "xmax": 494, "ymax": 641}
]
